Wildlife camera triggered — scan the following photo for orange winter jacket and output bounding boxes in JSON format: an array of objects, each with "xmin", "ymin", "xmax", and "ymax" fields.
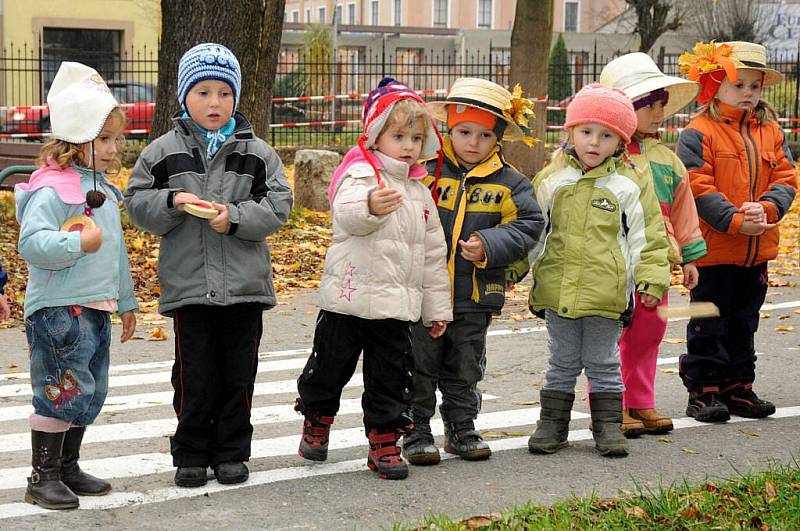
[{"xmin": 676, "ymin": 102, "xmax": 797, "ymax": 267}]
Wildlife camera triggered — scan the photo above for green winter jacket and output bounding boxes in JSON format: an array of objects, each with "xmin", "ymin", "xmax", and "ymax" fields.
[{"xmin": 518, "ymin": 152, "xmax": 670, "ymax": 320}]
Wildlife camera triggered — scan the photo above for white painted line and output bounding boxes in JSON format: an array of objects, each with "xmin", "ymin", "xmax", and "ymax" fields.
[
  {"xmin": 1, "ymin": 406, "xmax": 797, "ymax": 519},
  {"xmin": 0, "ymin": 348, "xmax": 312, "ymax": 383},
  {"xmin": 3, "ymin": 298, "xmax": 796, "ymax": 385},
  {"xmin": 0, "ymin": 393, "xmax": 498, "ymax": 454},
  {"xmin": 0, "ymin": 406, "xmax": 583, "ymax": 491},
  {"xmin": 0, "ymin": 374, "xmax": 364, "ymax": 423},
  {"xmin": 0, "ymin": 356, "xmax": 311, "ymax": 398}
]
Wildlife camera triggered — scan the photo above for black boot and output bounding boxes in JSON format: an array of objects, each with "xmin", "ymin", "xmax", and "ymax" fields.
[
  {"xmin": 528, "ymin": 390, "xmax": 574, "ymax": 454},
  {"xmin": 589, "ymin": 392, "xmax": 628, "ymax": 457},
  {"xmin": 25, "ymin": 431, "xmax": 79, "ymax": 510},
  {"xmin": 402, "ymin": 419, "xmax": 440, "ymax": 466},
  {"xmin": 61, "ymin": 426, "xmax": 111, "ymax": 496},
  {"xmin": 444, "ymin": 421, "xmax": 491, "ymax": 461},
  {"xmin": 722, "ymin": 382, "xmax": 775, "ymax": 418},
  {"xmin": 687, "ymin": 386, "xmax": 730, "ymax": 422}
]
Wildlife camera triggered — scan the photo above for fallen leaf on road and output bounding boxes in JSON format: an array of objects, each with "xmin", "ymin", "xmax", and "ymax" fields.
[
  {"xmin": 111, "ymin": 315, "xmax": 122, "ymax": 324},
  {"xmin": 512, "ymin": 400, "xmax": 540, "ymax": 406},
  {"xmin": 662, "ymin": 337, "xmax": 686, "ymax": 344},
  {"xmin": 681, "ymin": 447, "xmax": 700, "ymax": 454},
  {"xmin": 480, "ymin": 430, "xmax": 527, "ymax": 439},
  {"xmin": 656, "ymin": 437, "xmax": 673, "ymax": 443},
  {"xmin": 765, "ymin": 480, "xmax": 778, "ymax": 500},
  {"xmin": 775, "ymin": 325, "xmax": 795, "ymax": 332},
  {"xmin": 739, "ymin": 427, "xmax": 760, "ymax": 437},
  {"xmin": 659, "ymin": 368, "xmax": 679, "ymax": 374},
  {"xmin": 462, "ymin": 515, "xmax": 497, "ymax": 529},
  {"xmin": 146, "ymin": 327, "xmax": 168, "ymax": 341},
  {"xmin": 779, "ymin": 314, "xmax": 792, "ymax": 320},
  {"xmin": 760, "ymin": 312, "xmax": 771, "ymax": 319}
]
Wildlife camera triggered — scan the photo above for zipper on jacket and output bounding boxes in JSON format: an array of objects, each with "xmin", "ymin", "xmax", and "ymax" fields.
[
  {"xmin": 744, "ymin": 121, "xmax": 763, "ymax": 268},
  {"xmin": 738, "ymin": 113, "xmax": 756, "ymax": 267}
]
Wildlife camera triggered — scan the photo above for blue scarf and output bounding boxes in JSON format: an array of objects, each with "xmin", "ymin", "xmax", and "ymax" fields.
[{"xmin": 183, "ymin": 113, "xmax": 236, "ymax": 159}]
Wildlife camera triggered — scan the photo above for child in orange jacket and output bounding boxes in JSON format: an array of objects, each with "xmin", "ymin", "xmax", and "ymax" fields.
[{"xmin": 676, "ymin": 41, "xmax": 797, "ymax": 422}]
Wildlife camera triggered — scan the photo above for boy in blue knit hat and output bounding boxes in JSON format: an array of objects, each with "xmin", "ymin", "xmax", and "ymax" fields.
[{"xmin": 125, "ymin": 43, "xmax": 293, "ymax": 488}]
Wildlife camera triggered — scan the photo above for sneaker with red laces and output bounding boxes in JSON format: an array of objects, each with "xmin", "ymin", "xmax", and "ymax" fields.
[
  {"xmin": 366, "ymin": 428, "xmax": 408, "ymax": 480},
  {"xmin": 686, "ymin": 387, "xmax": 730, "ymax": 423},
  {"xmin": 298, "ymin": 414, "xmax": 334, "ymax": 461},
  {"xmin": 722, "ymin": 383, "xmax": 775, "ymax": 418}
]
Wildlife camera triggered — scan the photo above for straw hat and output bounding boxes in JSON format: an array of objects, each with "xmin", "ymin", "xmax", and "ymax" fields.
[
  {"xmin": 679, "ymin": 41, "xmax": 783, "ymax": 86},
  {"xmin": 427, "ymin": 78, "xmax": 535, "ymax": 144},
  {"xmin": 600, "ymin": 53, "xmax": 699, "ymax": 118}
]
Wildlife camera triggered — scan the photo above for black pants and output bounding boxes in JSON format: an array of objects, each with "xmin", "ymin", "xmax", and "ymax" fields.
[
  {"xmin": 170, "ymin": 303, "xmax": 262, "ymax": 467},
  {"xmin": 296, "ymin": 310, "xmax": 414, "ymax": 431},
  {"xmin": 411, "ymin": 312, "xmax": 492, "ymax": 426},
  {"xmin": 681, "ymin": 263, "xmax": 768, "ymax": 390}
]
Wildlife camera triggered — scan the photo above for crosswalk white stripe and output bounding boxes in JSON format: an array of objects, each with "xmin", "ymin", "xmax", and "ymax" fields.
[
  {"xmin": 2, "ymin": 298, "xmax": 795, "ymax": 385},
  {"xmin": 0, "ymin": 406, "xmax": 586, "ymax": 491},
  {"xmin": 1, "ymin": 405, "xmax": 797, "ymax": 519},
  {"xmin": 0, "ymin": 348, "xmax": 313, "ymax": 383},
  {"xmin": 0, "ymin": 393, "xmax": 498, "ymax": 453},
  {"xmin": 0, "ymin": 374, "xmax": 364, "ymax": 423},
  {"xmin": 0, "ymin": 357, "xmax": 311, "ymax": 398}
]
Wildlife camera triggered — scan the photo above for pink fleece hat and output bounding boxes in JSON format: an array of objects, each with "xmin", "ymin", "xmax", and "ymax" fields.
[{"xmin": 564, "ymin": 83, "xmax": 637, "ymax": 144}]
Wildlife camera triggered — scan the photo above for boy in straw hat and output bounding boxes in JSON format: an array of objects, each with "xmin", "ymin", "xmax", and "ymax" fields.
[
  {"xmin": 675, "ymin": 41, "xmax": 797, "ymax": 423},
  {"xmin": 402, "ymin": 78, "xmax": 544, "ymax": 466},
  {"xmin": 599, "ymin": 52, "xmax": 706, "ymax": 437}
]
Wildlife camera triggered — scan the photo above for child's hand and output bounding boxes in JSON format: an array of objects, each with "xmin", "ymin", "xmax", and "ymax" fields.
[
  {"xmin": 681, "ymin": 262, "xmax": 699, "ymax": 290},
  {"xmin": 429, "ymin": 321, "xmax": 447, "ymax": 338},
  {"xmin": 740, "ymin": 219, "xmax": 775, "ymax": 236},
  {"xmin": 120, "ymin": 311, "xmax": 136, "ymax": 343},
  {"xmin": 458, "ymin": 234, "xmax": 486, "ymax": 262},
  {"xmin": 640, "ymin": 293, "xmax": 659, "ymax": 308},
  {"xmin": 368, "ymin": 181, "xmax": 403, "ymax": 215},
  {"xmin": 740, "ymin": 202, "xmax": 765, "ymax": 223},
  {"xmin": 505, "ymin": 280, "xmax": 515, "ymax": 291},
  {"xmin": 0, "ymin": 294, "xmax": 10, "ymax": 321},
  {"xmin": 173, "ymin": 192, "xmax": 201, "ymax": 212},
  {"xmin": 80, "ymin": 225, "xmax": 103, "ymax": 253},
  {"xmin": 209, "ymin": 203, "xmax": 231, "ymax": 234}
]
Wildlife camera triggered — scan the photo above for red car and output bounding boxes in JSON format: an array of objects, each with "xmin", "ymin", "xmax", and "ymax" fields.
[{"xmin": 0, "ymin": 80, "xmax": 156, "ymax": 139}]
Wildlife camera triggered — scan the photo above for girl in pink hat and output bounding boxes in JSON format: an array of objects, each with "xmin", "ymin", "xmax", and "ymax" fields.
[
  {"xmin": 525, "ymin": 83, "xmax": 670, "ymax": 457},
  {"xmin": 600, "ymin": 52, "xmax": 706, "ymax": 437}
]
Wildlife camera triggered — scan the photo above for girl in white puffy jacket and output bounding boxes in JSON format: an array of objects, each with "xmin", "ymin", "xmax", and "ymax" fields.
[{"xmin": 294, "ymin": 78, "xmax": 452, "ymax": 480}]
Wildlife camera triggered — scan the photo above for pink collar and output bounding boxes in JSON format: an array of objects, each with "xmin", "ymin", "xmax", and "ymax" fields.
[
  {"xmin": 16, "ymin": 161, "xmax": 85, "ymax": 204},
  {"xmin": 327, "ymin": 146, "xmax": 426, "ymax": 205}
]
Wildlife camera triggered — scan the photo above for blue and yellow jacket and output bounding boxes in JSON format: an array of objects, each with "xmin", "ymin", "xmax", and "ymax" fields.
[{"xmin": 423, "ymin": 135, "xmax": 543, "ymax": 314}]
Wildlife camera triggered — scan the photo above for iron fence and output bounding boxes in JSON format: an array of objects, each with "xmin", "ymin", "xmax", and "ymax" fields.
[{"xmin": 2, "ymin": 41, "xmax": 799, "ymax": 148}]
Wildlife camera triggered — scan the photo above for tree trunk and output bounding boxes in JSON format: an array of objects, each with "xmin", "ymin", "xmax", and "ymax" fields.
[
  {"xmin": 150, "ymin": 0, "xmax": 286, "ymax": 141},
  {"xmin": 506, "ymin": 0, "xmax": 553, "ymax": 178}
]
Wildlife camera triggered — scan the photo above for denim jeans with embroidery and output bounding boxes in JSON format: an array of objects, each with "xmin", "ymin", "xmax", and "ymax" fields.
[{"xmin": 26, "ymin": 306, "xmax": 111, "ymax": 426}]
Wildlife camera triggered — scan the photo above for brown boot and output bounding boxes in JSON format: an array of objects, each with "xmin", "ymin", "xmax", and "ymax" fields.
[
  {"xmin": 621, "ymin": 410, "xmax": 646, "ymax": 438},
  {"xmin": 61, "ymin": 426, "xmax": 112, "ymax": 495},
  {"xmin": 629, "ymin": 408, "xmax": 674, "ymax": 434}
]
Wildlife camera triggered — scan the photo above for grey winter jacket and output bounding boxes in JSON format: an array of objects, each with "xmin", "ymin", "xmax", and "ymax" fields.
[{"xmin": 124, "ymin": 113, "xmax": 293, "ymax": 315}]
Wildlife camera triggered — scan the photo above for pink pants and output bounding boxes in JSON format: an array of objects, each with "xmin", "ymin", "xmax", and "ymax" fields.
[{"xmin": 618, "ymin": 293, "xmax": 669, "ymax": 409}]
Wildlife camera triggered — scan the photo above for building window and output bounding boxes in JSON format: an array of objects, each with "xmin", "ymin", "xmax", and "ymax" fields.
[
  {"xmin": 393, "ymin": 0, "xmax": 401, "ymax": 26},
  {"xmin": 477, "ymin": 0, "xmax": 492, "ymax": 29},
  {"xmin": 319, "ymin": 6, "xmax": 326, "ymax": 23},
  {"xmin": 370, "ymin": 1, "xmax": 380, "ymax": 25},
  {"xmin": 305, "ymin": 8, "xmax": 311, "ymax": 23},
  {"xmin": 564, "ymin": 1, "xmax": 579, "ymax": 32},
  {"xmin": 433, "ymin": 0, "xmax": 448, "ymax": 27},
  {"xmin": 348, "ymin": 2, "xmax": 356, "ymax": 24},
  {"xmin": 291, "ymin": 10, "xmax": 299, "ymax": 23},
  {"xmin": 335, "ymin": 4, "xmax": 343, "ymax": 23}
]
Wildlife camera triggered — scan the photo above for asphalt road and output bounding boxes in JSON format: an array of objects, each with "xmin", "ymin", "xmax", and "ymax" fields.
[{"xmin": 0, "ymin": 279, "xmax": 799, "ymax": 530}]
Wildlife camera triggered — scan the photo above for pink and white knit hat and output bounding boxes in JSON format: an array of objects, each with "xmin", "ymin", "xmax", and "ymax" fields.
[{"xmin": 564, "ymin": 83, "xmax": 637, "ymax": 144}]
